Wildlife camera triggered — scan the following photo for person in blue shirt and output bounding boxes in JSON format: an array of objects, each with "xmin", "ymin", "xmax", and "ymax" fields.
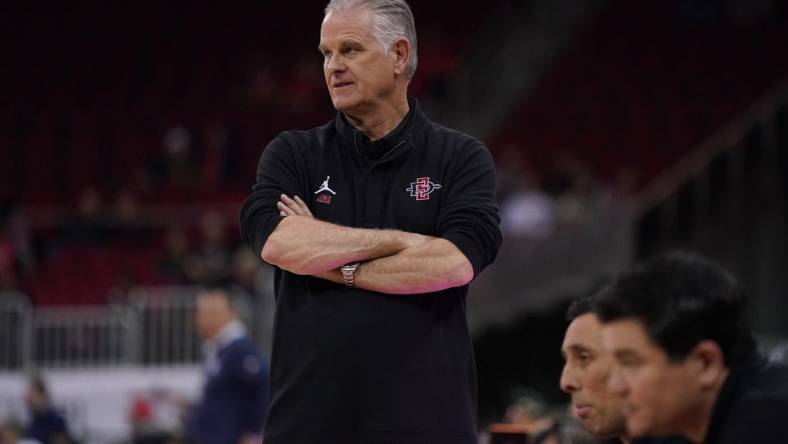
[
  {"xmin": 24, "ymin": 376, "xmax": 70, "ymax": 444},
  {"xmin": 187, "ymin": 288, "xmax": 269, "ymax": 444}
]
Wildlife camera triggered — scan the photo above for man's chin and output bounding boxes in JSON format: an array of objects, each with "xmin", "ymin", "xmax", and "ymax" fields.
[
  {"xmin": 331, "ymin": 96, "xmax": 360, "ymax": 113},
  {"xmin": 583, "ymin": 420, "xmax": 610, "ymax": 438},
  {"xmin": 582, "ymin": 419, "xmax": 601, "ymax": 436},
  {"xmin": 626, "ymin": 417, "xmax": 651, "ymax": 438}
]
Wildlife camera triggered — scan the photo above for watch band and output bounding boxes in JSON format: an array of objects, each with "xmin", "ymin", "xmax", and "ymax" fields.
[{"xmin": 340, "ymin": 262, "xmax": 360, "ymax": 288}]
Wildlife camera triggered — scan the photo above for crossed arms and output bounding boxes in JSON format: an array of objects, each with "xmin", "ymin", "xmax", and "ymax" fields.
[
  {"xmin": 260, "ymin": 195, "xmax": 474, "ymax": 295},
  {"xmin": 239, "ymin": 133, "xmax": 501, "ymax": 295}
]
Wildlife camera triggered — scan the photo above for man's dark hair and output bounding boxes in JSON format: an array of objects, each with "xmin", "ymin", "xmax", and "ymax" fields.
[
  {"xmin": 566, "ymin": 297, "xmax": 596, "ymax": 323},
  {"xmin": 594, "ymin": 251, "xmax": 756, "ymax": 366}
]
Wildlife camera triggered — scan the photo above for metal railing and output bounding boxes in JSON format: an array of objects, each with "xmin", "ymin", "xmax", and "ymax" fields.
[
  {"xmin": 32, "ymin": 305, "xmax": 132, "ymax": 368},
  {"xmin": 0, "ymin": 287, "xmax": 258, "ymax": 370},
  {"xmin": 128, "ymin": 286, "xmax": 203, "ymax": 365},
  {"xmin": 0, "ymin": 292, "xmax": 31, "ymax": 371},
  {"xmin": 128, "ymin": 285, "xmax": 256, "ymax": 365}
]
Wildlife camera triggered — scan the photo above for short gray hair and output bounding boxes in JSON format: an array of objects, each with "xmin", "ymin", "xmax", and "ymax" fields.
[{"xmin": 325, "ymin": 0, "xmax": 418, "ymax": 80}]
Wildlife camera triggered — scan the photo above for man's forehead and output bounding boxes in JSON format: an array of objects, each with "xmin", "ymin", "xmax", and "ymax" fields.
[
  {"xmin": 320, "ymin": 8, "xmax": 374, "ymax": 39},
  {"xmin": 563, "ymin": 315, "xmax": 603, "ymax": 352},
  {"xmin": 566, "ymin": 313, "xmax": 603, "ymax": 340}
]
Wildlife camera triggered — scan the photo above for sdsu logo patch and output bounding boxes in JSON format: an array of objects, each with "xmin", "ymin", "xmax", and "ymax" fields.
[{"xmin": 406, "ymin": 177, "xmax": 442, "ymax": 201}]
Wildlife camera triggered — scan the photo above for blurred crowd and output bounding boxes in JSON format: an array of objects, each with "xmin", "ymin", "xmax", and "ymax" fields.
[
  {"xmin": 496, "ymin": 145, "xmax": 636, "ymax": 241},
  {"xmin": 0, "ymin": 202, "xmax": 271, "ymax": 304},
  {"xmin": 0, "ymin": 120, "xmax": 276, "ymax": 304},
  {"xmin": 0, "ymin": 134, "xmax": 627, "ymax": 308}
]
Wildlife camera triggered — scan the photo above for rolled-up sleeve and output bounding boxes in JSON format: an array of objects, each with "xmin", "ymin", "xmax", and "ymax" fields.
[
  {"xmin": 239, "ymin": 134, "xmax": 305, "ymax": 258},
  {"xmin": 437, "ymin": 141, "xmax": 502, "ymax": 277}
]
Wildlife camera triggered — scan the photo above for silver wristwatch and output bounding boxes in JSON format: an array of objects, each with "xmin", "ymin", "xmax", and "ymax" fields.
[{"xmin": 340, "ymin": 262, "xmax": 360, "ymax": 288}]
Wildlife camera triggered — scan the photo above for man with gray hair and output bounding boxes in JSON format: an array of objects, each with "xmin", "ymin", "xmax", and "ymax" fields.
[{"xmin": 239, "ymin": 0, "xmax": 501, "ymax": 442}]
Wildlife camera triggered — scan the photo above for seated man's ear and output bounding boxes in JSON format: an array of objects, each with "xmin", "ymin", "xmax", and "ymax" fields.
[{"xmin": 691, "ymin": 340, "xmax": 726, "ymax": 389}]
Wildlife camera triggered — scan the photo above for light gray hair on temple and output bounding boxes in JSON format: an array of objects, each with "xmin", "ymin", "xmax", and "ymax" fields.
[{"xmin": 324, "ymin": 0, "xmax": 418, "ymax": 80}]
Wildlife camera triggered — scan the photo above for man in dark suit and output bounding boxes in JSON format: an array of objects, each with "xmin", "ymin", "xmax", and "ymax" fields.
[{"xmin": 187, "ymin": 288, "xmax": 269, "ymax": 444}]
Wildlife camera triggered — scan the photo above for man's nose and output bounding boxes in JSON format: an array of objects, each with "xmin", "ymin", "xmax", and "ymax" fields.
[
  {"xmin": 560, "ymin": 364, "xmax": 580, "ymax": 393},
  {"xmin": 325, "ymin": 54, "xmax": 345, "ymax": 74}
]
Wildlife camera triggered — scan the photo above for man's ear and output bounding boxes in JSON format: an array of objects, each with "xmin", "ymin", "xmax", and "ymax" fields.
[
  {"xmin": 392, "ymin": 38, "xmax": 410, "ymax": 77},
  {"xmin": 690, "ymin": 340, "xmax": 727, "ymax": 389}
]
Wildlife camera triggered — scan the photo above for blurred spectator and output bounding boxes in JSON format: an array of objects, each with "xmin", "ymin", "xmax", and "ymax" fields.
[
  {"xmin": 185, "ymin": 211, "xmax": 232, "ymax": 285},
  {"xmin": 487, "ymin": 392, "xmax": 570, "ymax": 444},
  {"xmin": 0, "ymin": 232, "xmax": 18, "ymax": 291},
  {"xmin": 544, "ymin": 152, "xmax": 591, "ymax": 192},
  {"xmin": 769, "ymin": 340, "xmax": 788, "ymax": 366},
  {"xmin": 107, "ymin": 266, "xmax": 138, "ymax": 303},
  {"xmin": 229, "ymin": 247, "xmax": 265, "ymax": 300},
  {"xmin": 24, "ymin": 376, "xmax": 71, "ymax": 444},
  {"xmin": 495, "ymin": 144, "xmax": 531, "ymax": 203},
  {"xmin": 502, "ymin": 392, "xmax": 552, "ymax": 433},
  {"xmin": 4, "ymin": 209, "xmax": 35, "ymax": 274},
  {"xmin": 159, "ymin": 126, "xmax": 197, "ymax": 190},
  {"xmin": 58, "ymin": 187, "xmax": 107, "ymax": 245},
  {"xmin": 158, "ymin": 225, "xmax": 192, "ymax": 284},
  {"xmin": 201, "ymin": 121, "xmax": 243, "ymax": 188},
  {"xmin": 130, "ymin": 396, "xmax": 156, "ymax": 442},
  {"xmin": 108, "ymin": 190, "xmax": 152, "ymax": 243},
  {"xmin": 500, "ymin": 175, "xmax": 555, "ymax": 239},
  {"xmin": 0, "ymin": 419, "xmax": 40, "ymax": 444},
  {"xmin": 528, "ymin": 416, "xmax": 601, "ymax": 444},
  {"xmin": 186, "ymin": 288, "xmax": 268, "ymax": 444},
  {"xmin": 228, "ymin": 246, "xmax": 277, "ymax": 355},
  {"xmin": 129, "ymin": 389, "xmax": 184, "ymax": 444},
  {"xmin": 543, "ymin": 152, "xmax": 605, "ymax": 227}
]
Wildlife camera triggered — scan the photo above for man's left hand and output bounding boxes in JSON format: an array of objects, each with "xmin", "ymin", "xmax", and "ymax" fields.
[
  {"xmin": 278, "ymin": 194, "xmax": 344, "ymax": 282},
  {"xmin": 277, "ymin": 194, "xmax": 313, "ymax": 218}
]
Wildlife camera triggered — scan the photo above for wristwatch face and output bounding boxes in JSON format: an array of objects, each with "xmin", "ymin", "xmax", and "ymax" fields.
[{"xmin": 342, "ymin": 263, "xmax": 359, "ymax": 273}]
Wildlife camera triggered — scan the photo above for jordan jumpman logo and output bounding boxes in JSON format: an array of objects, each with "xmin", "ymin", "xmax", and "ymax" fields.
[{"xmin": 314, "ymin": 176, "xmax": 336, "ymax": 195}]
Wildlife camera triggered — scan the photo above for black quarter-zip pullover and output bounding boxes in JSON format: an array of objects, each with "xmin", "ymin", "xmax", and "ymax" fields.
[{"xmin": 240, "ymin": 97, "xmax": 502, "ymax": 444}]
